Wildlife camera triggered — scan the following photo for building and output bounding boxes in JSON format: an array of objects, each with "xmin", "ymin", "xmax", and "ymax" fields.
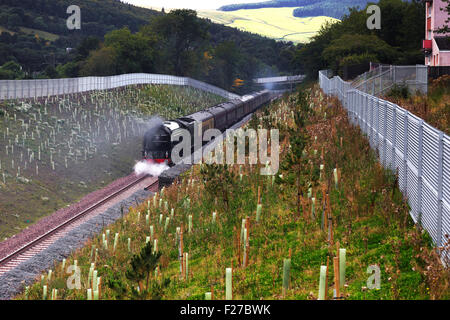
[{"xmin": 423, "ymin": 0, "xmax": 450, "ymax": 66}]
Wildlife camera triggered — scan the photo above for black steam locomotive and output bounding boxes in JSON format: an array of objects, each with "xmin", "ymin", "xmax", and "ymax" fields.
[{"xmin": 142, "ymin": 90, "xmax": 271, "ymax": 165}]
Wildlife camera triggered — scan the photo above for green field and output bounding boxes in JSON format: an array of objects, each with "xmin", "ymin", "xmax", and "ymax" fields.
[
  {"xmin": 0, "ymin": 26, "xmax": 59, "ymax": 42},
  {"xmin": 197, "ymin": 8, "xmax": 338, "ymax": 43}
]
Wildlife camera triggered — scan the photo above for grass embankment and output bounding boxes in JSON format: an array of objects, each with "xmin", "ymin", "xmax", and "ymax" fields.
[
  {"xmin": 0, "ymin": 85, "xmax": 225, "ymax": 239},
  {"xmin": 383, "ymin": 75, "xmax": 450, "ymax": 135},
  {"xmin": 18, "ymin": 85, "xmax": 449, "ymax": 300}
]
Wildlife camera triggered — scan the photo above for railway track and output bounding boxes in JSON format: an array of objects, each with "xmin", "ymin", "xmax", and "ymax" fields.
[{"xmin": 0, "ymin": 174, "xmax": 158, "ymax": 277}]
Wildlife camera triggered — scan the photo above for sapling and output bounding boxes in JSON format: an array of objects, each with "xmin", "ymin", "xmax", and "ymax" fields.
[
  {"xmin": 87, "ymin": 288, "xmax": 92, "ymax": 300},
  {"xmin": 185, "ymin": 252, "xmax": 189, "ymax": 281},
  {"xmin": 226, "ymin": 268, "xmax": 232, "ymax": 300},
  {"xmin": 188, "ymin": 215, "xmax": 192, "ymax": 233},
  {"xmin": 311, "ymin": 198, "xmax": 316, "ymax": 219},
  {"xmin": 240, "ymin": 219, "xmax": 246, "ymax": 243},
  {"xmin": 164, "ymin": 217, "xmax": 170, "ymax": 232},
  {"xmin": 61, "ymin": 259, "xmax": 66, "ymax": 273},
  {"xmin": 146, "ymin": 236, "xmax": 150, "ymax": 244},
  {"xmin": 159, "ymin": 214, "xmax": 163, "ymax": 225},
  {"xmin": 150, "ymin": 225, "xmax": 154, "ymax": 239},
  {"xmin": 47, "ymin": 269, "xmax": 52, "ymax": 282},
  {"xmin": 333, "ymin": 168, "xmax": 338, "ymax": 189},
  {"xmin": 256, "ymin": 204, "xmax": 262, "ymax": 222},
  {"xmin": 25, "ymin": 286, "xmax": 29, "ymax": 300},
  {"xmin": 146, "ymin": 214, "xmax": 149, "ymax": 226},
  {"xmin": 318, "ymin": 265, "xmax": 327, "ymax": 300},
  {"xmin": 88, "ymin": 264, "xmax": 94, "ymax": 287},
  {"xmin": 282, "ymin": 259, "xmax": 291, "ymax": 297},
  {"xmin": 128, "ymin": 238, "xmax": 131, "ymax": 252},
  {"xmin": 42, "ymin": 285, "xmax": 47, "ymax": 300},
  {"xmin": 205, "ymin": 292, "xmax": 212, "ymax": 300},
  {"xmin": 51, "ymin": 289, "xmax": 57, "ymax": 300},
  {"xmin": 339, "ymin": 248, "xmax": 346, "ymax": 289},
  {"xmin": 113, "ymin": 233, "xmax": 119, "ymax": 252},
  {"xmin": 243, "ymin": 228, "xmax": 247, "ymax": 267},
  {"xmin": 212, "ymin": 212, "xmax": 217, "ymax": 224},
  {"xmin": 153, "ymin": 239, "xmax": 158, "ymax": 253}
]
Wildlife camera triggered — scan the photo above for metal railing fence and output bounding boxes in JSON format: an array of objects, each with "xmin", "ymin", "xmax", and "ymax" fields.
[
  {"xmin": 0, "ymin": 73, "xmax": 241, "ymax": 101},
  {"xmin": 351, "ymin": 65, "xmax": 428, "ymax": 96},
  {"xmin": 319, "ymin": 70, "xmax": 449, "ymax": 257}
]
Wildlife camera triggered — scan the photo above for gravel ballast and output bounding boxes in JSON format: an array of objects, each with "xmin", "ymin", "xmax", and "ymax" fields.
[{"xmin": 0, "ymin": 187, "xmax": 153, "ymax": 300}]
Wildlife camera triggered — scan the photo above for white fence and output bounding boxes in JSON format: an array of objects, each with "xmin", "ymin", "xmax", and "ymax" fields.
[
  {"xmin": 254, "ymin": 75, "xmax": 305, "ymax": 84},
  {"xmin": 319, "ymin": 70, "xmax": 449, "ymax": 255},
  {"xmin": 0, "ymin": 73, "xmax": 241, "ymax": 100}
]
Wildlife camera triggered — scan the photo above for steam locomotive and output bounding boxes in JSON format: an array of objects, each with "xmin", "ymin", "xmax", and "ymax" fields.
[{"xmin": 142, "ymin": 90, "xmax": 272, "ymax": 165}]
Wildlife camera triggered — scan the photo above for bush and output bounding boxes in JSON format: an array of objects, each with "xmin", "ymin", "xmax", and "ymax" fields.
[{"xmin": 386, "ymin": 84, "xmax": 409, "ymax": 100}]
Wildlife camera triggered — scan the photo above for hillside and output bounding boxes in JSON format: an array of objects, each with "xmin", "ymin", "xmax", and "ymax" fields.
[
  {"xmin": 0, "ymin": 1, "xmax": 292, "ymax": 80},
  {"xmin": 198, "ymin": 8, "xmax": 338, "ymax": 43},
  {"xmin": 0, "ymin": 85, "xmax": 225, "ymax": 239},
  {"xmin": 17, "ymin": 85, "xmax": 450, "ymax": 300},
  {"xmin": 219, "ymin": 0, "xmax": 373, "ymax": 19}
]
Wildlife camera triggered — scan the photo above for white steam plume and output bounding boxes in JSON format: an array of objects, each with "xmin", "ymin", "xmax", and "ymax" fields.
[{"xmin": 134, "ymin": 161, "xmax": 169, "ymax": 177}]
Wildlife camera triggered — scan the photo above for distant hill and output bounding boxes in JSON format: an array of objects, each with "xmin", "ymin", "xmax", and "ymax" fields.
[
  {"xmin": 219, "ymin": 0, "xmax": 374, "ymax": 19},
  {"xmin": 198, "ymin": 8, "xmax": 338, "ymax": 43},
  {"xmin": 0, "ymin": 0, "xmax": 291, "ymax": 77}
]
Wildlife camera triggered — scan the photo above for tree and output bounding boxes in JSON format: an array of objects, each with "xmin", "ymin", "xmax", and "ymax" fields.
[
  {"xmin": 76, "ymin": 36, "xmax": 101, "ymax": 61},
  {"xmin": 437, "ymin": 0, "xmax": 450, "ymax": 34},
  {"xmin": 0, "ymin": 60, "xmax": 24, "ymax": 79},
  {"xmin": 322, "ymin": 34, "xmax": 398, "ymax": 74},
  {"xmin": 151, "ymin": 9, "xmax": 208, "ymax": 76},
  {"xmin": 126, "ymin": 242, "xmax": 162, "ymax": 295},
  {"xmin": 213, "ymin": 41, "xmax": 241, "ymax": 90},
  {"xmin": 80, "ymin": 46, "xmax": 117, "ymax": 76},
  {"xmin": 104, "ymin": 27, "xmax": 158, "ymax": 74},
  {"xmin": 279, "ymin": 91, "xmax": 312, "ymax": 218}
]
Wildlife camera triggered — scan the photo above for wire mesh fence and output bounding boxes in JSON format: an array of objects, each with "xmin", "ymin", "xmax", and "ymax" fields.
[
  {"xmin": 320, "ymin": 70, "xmax": 449, "ymax": 262},
  {"xmin": 351, "ymin": 65, "xmax": 428, "ymax": 97},
  {"xmin": 0, "ymin": 73, "xmax": 241, "ymax": 101}
]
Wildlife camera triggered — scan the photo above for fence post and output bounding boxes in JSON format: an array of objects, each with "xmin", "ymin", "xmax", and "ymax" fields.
[
  {"xmin": 382, "ymin": 101, "xmax": 388, "ymax": 167},
  {"xmin": 417, "ymin": 120, "xmax": 424, "ymax": 224},
  {"xmin": 391, "ymin": 105, "xmax": 397, "ymax": 170},
  {"xmin": 371, "ymin": 97, "xmax": 376, "ymax": 146},
  {"xmin": 437, "ymin": 132, "xmax": 444, "ymax": 247},
  {"xmin": 379, "ymin": 67, "xmax": 382, "ymax": 94},
  {"xmin": 403, "ymin": 111, "xmax": 409, "ymax": 194}
]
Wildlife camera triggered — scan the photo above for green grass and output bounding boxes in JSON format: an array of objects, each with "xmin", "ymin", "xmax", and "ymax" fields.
[
  {"xmin": 16, "ymin": 84, "xmax": 450, "ymax": 300},
  {"xmin": 19, "ymin": 27, "xmax": 59, "ymax": 42}
]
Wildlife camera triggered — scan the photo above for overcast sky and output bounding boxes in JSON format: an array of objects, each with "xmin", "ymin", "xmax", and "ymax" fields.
[{"xmin": 122, "ymin": 0, "xmax": 265, "ymax": 10}]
